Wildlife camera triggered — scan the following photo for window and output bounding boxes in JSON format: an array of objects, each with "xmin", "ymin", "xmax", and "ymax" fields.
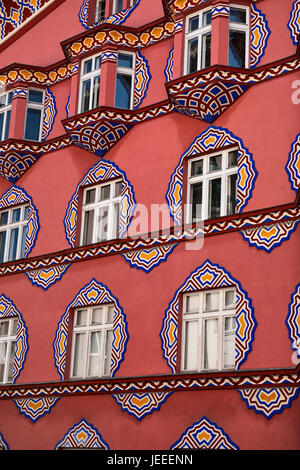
[
  {"xmin": 182, "ymin": 288, "xmax": 236, "ymax": 372},
  {"xmin": 71, "ymin": 304, "xmax": 114, "ymax": 378},
  {"xmin": 130, "ymin": 0, "xmax": 137, "ymax": 5},
  {"xmin": 112, "ymin": 0, "xmax": 123, "ymax": 13},
  {"xmin": 95, "ymin": 0, "xmax": 106, "ymax": 22},
  {"xmin": 0, "ymin": 317, "xmax": 18, "ymax": 384},
  {"xmin": 79, "ymin": 54, "xmax": 101, "ymax": 114},
  {"xmin": 0, "ymin": 204, "xmax": 29, "ymax": 263},
  {"xmin": 187, "ymin": 148, "xmax": 238, "ymax": 222},
  {"xmin": 184, "ymin": 8, "xmax": 212, "ymax": 75},
  {"xmin": 115, "ymin": 52, "xmax": 135, "ymax": 109},
  {"xmin": 81, "ymin": 179, "xmax": 122, "ymax": 245},
  {"xmin": 24, "ymin": 89, "xmax": 44, "ymax": 141},
  {"xmin": 0, "ymin": 91, "xmax": 12, "ymax": 141},
  {"xmin": 228, "ymin": 5, "xmax": 249, "ymax": 68}
]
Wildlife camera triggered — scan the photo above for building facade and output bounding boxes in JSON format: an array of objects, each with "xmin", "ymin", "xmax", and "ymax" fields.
[{"xmin": 0, "ymin": 0, "xmax": 299, "ymax": 450}]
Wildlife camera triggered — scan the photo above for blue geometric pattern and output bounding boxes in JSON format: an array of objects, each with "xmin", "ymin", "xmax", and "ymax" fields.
[
  {"xmin": 0, "ymin": 432, "xmax": 9, "ymax": 450},
  {"xmin": 113, "ymin": 392, "xmax": 173, "ymax": 420},
  {"xmin": 238, "ymin": 387, "xmax": 300, "ymax": 419},
  {"xmin": 53, "ymin": 279, "xmax": 129, "ymax": 379},
  {"xmin": 160, "ymin": 260, "xmax": 256, "ymax": 373},
  {"xmin": 78, "ymin": 0, "xmax": 141, "ymax": 29},
  {"xmin": 250, "ymin": 4, "xmax": 271, "ymax": 68},
  {"xmin": 122, "ymin": 244, "xmax": 178, "ymax": 272},
  {"xmin": 25, "ymin": 264, "xmax": 71, "ymax": 290},
  {"xmin": 55, "ymin": 419, "xmax": 109, "ymax": 449},
  {"xmin": 164, "ymin": 47, "xmax": 174, "ymax": 82},
  {"xmin": 42, "ymin": 87, "xmax": 57, "ymax": 141},
  {"xmin": 134, "ymin": 50, "xmax": 151, "ymax": 109},
  {"xmin": 240, "ymin": 221, "xmax": 299, "ymax": 252},
  {"xmin": 286, "ymin": 133, "xmax": 300, "ymax": 192},
  {"xmin": 288, "ymin": 0, "xmax": 300, "ymax": 45},
  {"xmin": 286, "ymin": 283, "xmax": 300, "ymax": 361},
  {"xmin": 170, "ymin": 416, "xmax": 239, "ymax": 449},
  {"xmin": 13, "ymin": 397, "xmax": 61, "ymax": 423}
]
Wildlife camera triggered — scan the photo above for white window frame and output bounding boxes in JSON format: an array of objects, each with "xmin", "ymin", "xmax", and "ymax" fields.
[
  {"xmin": 181, "ymin": 288, "xmax": 236, "ymax": 372},
  {"xmin": 229, "ymin": 4, "xmax": 250, "ymax": 68},
  {"xmin": 0, "ymin": 317, "xmax": 18, "ymax": 384},
  {"xmin": 70, "ymin": 304, "xmax": 114, "ymax": 379},
  {"xmin": 24, "ymin": 88, "xmax": 44, "ymax": 142},
  {"xmin": 184, "ymin": 7, "xmax": 212, "ymax": 75},
  {"xmin": 115, "ymin": 51, "xmax": 135, "ymax": 110},
  {"xmin": 78, "ymin": 53, "xmax": 102, "ymax": 114},
  {"xmin": 95, "ymin": 0, "xmax": 106, "ymax": 22},
  {"xmin": 80, "ymin": 179, "xmax": 122, "ymax": 245},
  {"xmin": 0, "ymin": 91, "xmax": 13, "ymax": 142},
  {"xmin": 112, "ymin": 0, "xmax": 123, "ymax": 14},
  {"xmin": 0, "ymin": 204, "xmax": 29, "ymax": 263},
  {"xmin": 130, "ymin": 0, "xmax": 137, "ymax": 6},
  {"xmin": 186, "ymin": 147, "xmax": 238, "ymax": 223}
]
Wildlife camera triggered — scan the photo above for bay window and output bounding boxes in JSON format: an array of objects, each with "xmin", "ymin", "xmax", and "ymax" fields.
[
  {"xmin": 187, "ymin": 148, "xmax": 238, "ymax": 223},
  {"xmin": 0, "ymin": 91, "xmax": 12, "ymax": 142},
  {"xmin": 0, "ymin": 317, "xmax": 18, "ymax": 384},
  {"xmin": 79, "ymin": 53, "xmax": 101, "ymax": 113},
  {"xmin": 184, "ymin": 8, "xmax": 212, "ymax": 75},
  {"xmin": 0, "ymin": 204, "xmax": 29, "ymax": 263},
  {"xmin": 228, "ymin": 5, "xmax": 249, "ymax": 68},
  {"xmin": 182, "ymin": 288, "xmax": 236, "ymax": 372},
  {"xmin": 115, "ymin": 52, "xmax": 135, "ymax": 110},
  {"xmin": 71, "ymin": 304, "xmax": 114, "ymax": 378},
  {"xmin": 81, "ymin": 179, "xmax": 122, "ymax": 245}
]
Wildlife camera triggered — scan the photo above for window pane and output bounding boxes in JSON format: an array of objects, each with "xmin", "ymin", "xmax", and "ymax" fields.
[
  {"xmin": 81, "ymin": 79, "xmax": 91, "ymax": 113},
  {"xmin": 229, "ymin": 30, "xmax": 246, "ymax": 68},
  {"xmin": 208, "ymin": 178, "xmax": 221, "ymax": 219},
  {"xmin": 225, "ymin": 290, "xmax": 235, "ymax": 308},
  {"xmin": 83, "ymin": 210, "xmax": 94, "ymax": 245},
  {"xmin": 95, "ymin": 56, "xmax": 101, "ymax": 70},
  {"xmin": 230, "ymin": 7, "xmax": 247, "ymax": 24},
  {"xmin": 92, "ymin": 75, "xmax": 100, "ymax": 109},
  {"xmin": 8, "ymin": 92, "xmax": 13, "ymax": 105},
  {"xmin": 0, "ymin": 113, "xmax": 4, "ymax": 140},
  {"xmin": 99, "ymin": 184, "xmax": 110, "ymax": 201},
  {"xmin": 107, "ymin": 305, "xmax": 114, "ymax": 323},
  {"xmin": 20, "ymin": 225, "xmax": 27, "ymax": 259},
  {"xmin": 97, "ymin": 206, "xmax": 109, "ymax": 242},
  {"xmin": 91, "ymin": 307, "xmax": 104, "ymax": 325},
  {"xmin": 23, "ymin": 206, "xmax": 30, "ymax": 220},
  {"xmin": 204, "ymin": 291, "xmax": 219, "ymax": 311},
  {"xmin": 83, "ymin": 59, "xmax": 93, "ymax": 75},
  {"xmin": 24, "ymin": 108, "xmax": 41, "ymax": 141},
  {"xmin": 73, "ymin": 333, "xmax": 86, "ymax": 377},
  {"xmin": 0, "ymin": 231, "xmax": 6, "ymax": 263},
  {"xmin": 76, "ymin": 310, "xmax": 88, "ymax": 327},
  {"xmin": 12, "ymin": 208, "xmax": 21, "ymax": 223},
  {"xmin": 88, "ymin": 331, "xmax": 101, "ymax": 376},
  {"xmin": 0, "ymin": 95, "xmax": 6, "ymax": 107},
  {"xmin": 4, "ymin": 110, "xmax": 10, "ymax": 140},
  {"xmin": 104, "ymin": 329, "xmax": 113, "ymax": 375},
  {"xmin": 0, "ymin": 212, "xmax": 8, "ymax": 225},
  {"xmin": 28, "ymin": 90, "xmax": 43, "ymax": 103},
  {"xmin": 201, "ymin": 33, "xmax": 211, "ymax": 68},
  {"xmin": 115, "ymin": 0, "xmax": 123, "ymax": 13},
  {"xmin": 191, "ymin": 182, "xmax": 202, "ymax": 222},
  {"xmin": 8, "ymin": 227, "xmax": 19, "ymax": 261},
  {"xmin": 202, "ymin": 10, "xmax": 212, "ymax": 26},
  {"xmin": 12, "ymin": 319, "xmax": 18, "ymax": 336},
  {"xmin": 117, "ymin": 53, "xmax": 133, "ymax": 68},
  {"xmin": 224, "ymin": 317, "xmax": 235, "ymax": 368},
  {"xmin": 189, "ymin": 15, "xmax": 199, "ymax": 32},
  {"xmin": 115, "ymin": 181, "xmax": 122, "ymax": 197},
  {"xmin": 115, "ymin": 73, "xmax": 132, "ymax": 109},
  {"xmin": 0, "ymin": 321, "xmax": 9, "ymax": 336},
  {"xmin": 204, "ymin": 318, "xmax": 218, "ymax": 370},
  {"xmin": 85, "ymin": 189, "xmax": 96, "ymax": 205},
  {"xmin": 209, "ymin": 155, "xmax": 222, "ymax": 172},
  {"xmin": 191, "ymin": 160, "xmax": 203, "ymax": 176},
  {"xmin": 113, "ymin": 203, "xmax": 120, "ymax": 239},
  {"xmin": 96, "ymin": 0, "xmax": 106, "ymax": 22},
  {"xmin": 184, "ymin": 321, "xmax": 198, "ymax": 370},
  {"xmin": 188, "ymin": 38, "xmax": 198, "ymax": 74},
  {"xmin": 227, "ymin": 173, "xmax": 237, "ymax": 215},
  {"xmin": 7, "ymin": 341, "xmax": 16, "ymax": 382},
  {"xmin": 228, "ymin": 150, "xmax": 238, "ymax": 167},
  {"xmin": 0, "ymin": 342, "xmax": 7, "ymax": 382},
  {"xmin": 185, "ymin": 294, "xmax": 199, "ymax": 313}
]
